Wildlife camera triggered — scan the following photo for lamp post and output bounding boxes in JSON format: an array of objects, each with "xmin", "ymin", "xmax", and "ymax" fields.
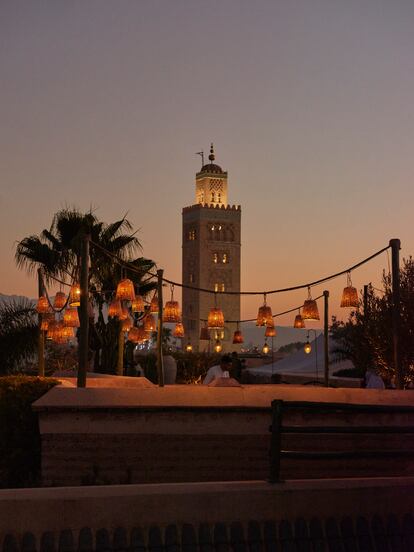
[{"xmin": 304, "ymin": 329, "xmax": 319, "ymax": 384}]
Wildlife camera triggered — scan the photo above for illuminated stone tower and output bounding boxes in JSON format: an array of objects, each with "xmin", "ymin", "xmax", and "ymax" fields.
[{"xmin": 182, "ymin": 144, "xmax": 241, "ymax": 352}]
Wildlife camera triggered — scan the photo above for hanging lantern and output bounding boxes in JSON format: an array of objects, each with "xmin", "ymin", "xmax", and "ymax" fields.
[
  {"xmin": 128, "ymin": 326, "xmax": 140, "ymax": 343},
  {"xmin": 294, "ymin": 312, "xmax": 305, "ymax": 329},
  {"xmin": 173, "ymin": 322, "xmax": 185, "ymax": 338},
  {"xmin": 265, "ymin": 326, "xmax": 276, "ymax": 338},
  {"xmin": 340, "ymin": 272, "xmax": 359, "ymax": 308},
  {"xmin": 163, "ymin": 301, "xmax": 181, "ymax": 323},
  {"xmin": 256, "ymin": 294, "xmax": 273, "ymax": 326},
  {"xmin": 63, "ymin": 307, "xmax": 80, "ymax": 328},
  {"xmin": 53, "ymin": 291, "xmax": 67, "ymax": 310},
  {"xmin": 185, "ymin": 342, "xmax": 193, "ymax": 353},
  {"xmin": 302, "ymin": 288, "xmax": 320, "ymax": 321},
  {"xmin": 304, "ymin": 341, "xmax": 312, "ymax": 354},
  {"xmin": 144, "ymin": 313, "xmax": 156, "ymax": 332},
  {"xmin": 122, "ymin": 315, "xmax": 133, "ymax": 332},
  {"xmin": 208, "ymin": 307, "xmax": 225, "ymax": 329},
  {"xmin": 116, "ymin": 278, "xmax": 135, "ymax": 302},
  {"xmin": 232, "ymin": 329, "xmax": 244, "ymax": 344},
  {"xmin": 61, "ymin": 326, "xmax": 75, "ymax": 341},
  {"xmin": 108, "ymin": 299, "xmax": 123, "ymax": 318},
  {"xmin": 214, "ymin": 339, "xmax": 222, "ymax": 353},
  {"xmin": 119, "ymin": 307, "xmax": 129, "ymax": 321},
  {"xmin": 262, "ymin": 341, "xmax": 270, "ymax": 355},
  {"xmin": 40, "ymin": 317, "xmax": 49, "ymax": 331},
  {"xmin": 69, "ymin": 284, "xmax": 81, "ymax": 307},
  {"xmin": 36, "ymin": 296, "xmax": 49, "ymax": 314},
  {"xmin": 200, "ymin": 325, "xmax": 210, "ymax": 340},
  {"xmin": 52, "ymin": 321, "xmax": 66, "ymax": 343},
  {"xmin": 150, "ymin": 292, "xmax": 159, "ymax": 313},
  {"xmin": 46, "ymin": 320, "xmax": 58, "ymax": 340},
  {"xmin": 131, "ymin": 295, "xmax": 144, "ymax": 313}
]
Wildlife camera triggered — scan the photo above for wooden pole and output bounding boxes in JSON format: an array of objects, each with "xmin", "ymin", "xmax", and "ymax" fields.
[
  {"xmin": 323, "ymin": 290, "xmax": 329, "ymax": 387},
  {"xmin": 363, "ymin": 284, "xmax": 369, "ymax": 317},
  {"xmin": 116, "ymin": 324, "xmax": 124, "ymax": 376},
  {"xmin": 156, "ymin": 269, "xmax": 164, "ymax": 387},
  {"xmin": 37, "ymin": 269, "xmax": 45, "ymax": 377},
  {"xmin": 390, "ymin": 239, "xmax": 402, "ymax": 389},
  {"xmin": 77, "ymin": 234, "xmax": 90, "ymax": 388}
]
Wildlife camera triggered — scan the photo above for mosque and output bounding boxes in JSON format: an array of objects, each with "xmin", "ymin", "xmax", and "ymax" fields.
[{"xmin": 182, "ymin": 145, "xmax": 241, "ymax": 352}]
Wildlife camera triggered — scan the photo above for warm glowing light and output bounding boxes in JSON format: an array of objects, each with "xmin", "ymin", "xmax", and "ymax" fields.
[
  {"xmin": 207, "ymin": 307, "xmax": 224, "ymax": 329},
  {"xmin": 116, "ymin": 278, "xmax": 136, "ymax": 302},
  {"xmin": 128, "ymin": 325, "xmax": 148, "ymax": 344},
  {"xmin": 256, "ymin": 295, "xmax": 273, "ymax": 326},
  {"xmin": 185, "ymin": 342, "xmax": 193, "ymax": 353},
  {"xmin": 214, "ymin": 339, "xmax": 222, "ymax": 353},
  {"xmin": 53, "ymin": 291, "xmax": 67, "ymax": 310},
  {"xmin": 163, "ymin": 300, "xmax": 181, "ymax": 323},
  {"xmin": 63, "ymin": 307, "xmax": 80, "ymax": 328},
  {"xmin": 173, "ymin": 322, "xmax": 184, "ymax": 338},
  {"xmin": 36, "ymin": 296, "xmax": 49, "ymax": 314},
  {"xmin": 232, "ymin": 329, "xmax": 244, "ymax": 344},
  {"xmin": 122, "ymin": 315, "xmax": 133, "ymax": 332},
  {"xmin": 294, "ymin": 313, "xmax": 305, "ymax": 329},
  {"xmin": 304, "ymin": 341, "xmax": 312, "ymax": 354},
  {"xmin": 262, "ymin": 342, "xmax": 270, "ymax": 354},
  {"xmin": 108, "ymin": 299, "xmax": 123, "ymax": 318},
  {"xmin": 144, "ymin": 313, "xmax": 156, "ymax": 332},
  {"xmin": 265, "ymin": 326, "xmax": 276, "ymax": 337},
  {"xmin": 131, "ymin": 295, "xmax": 144, "ymax": 312},
  {"xmin": 69, "ymin": 284, "xmax": 81, "ymax": 307},
  {"xmin": 340, "ymin": 274, "xmax": 359, "ymax": 308},
  {"xmin": 302, "ymin": 288, "xmax": 320, "ymax": 321}
]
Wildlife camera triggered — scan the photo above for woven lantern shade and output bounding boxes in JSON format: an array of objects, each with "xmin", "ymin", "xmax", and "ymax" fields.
[
  {"xmin": 173, "ymin": 322, "xmax": 184, "ymax": 338},
  {"xmin": 116, "ymin": 278, "xmax": 135, "ymax": 302},
  {"xmin": 131, "ymin": 295, "xmax": 144, "ymax": 313},
  {"xmin": 108, "ymin": 299, "xmax": 123, "ymax": 318},
  {"xmin": 294, "ymin": 313, "xmax": 305, "ymax": 329},
  {"xmin": 256, "ymin": 295, "xmax": 273, "ymax": 327},
  {"xmin": 200, "ymin": 326, "xmax": 210, "ymax": 341},
  {"xmin": 53, "ymin": 291, "xmax": 67, "ymax": 310},
  {"xmin": 265, "ymin": 326, "xmax": 276, "ymax": 337},
  {"xmin": 340, "ymin": 273, "xmax": 359, "ymax": 308},
  {"xmin": 122, "ymin": 315, "xmax": 133, "ymax": 332},
  {"xmin": 150, "ymin": 293, "xmax": 159, "ymax": 313},
  {"xmin": 232, "ymin": 330, "xmax": 244, "ymax": 344},
  {"xmin": 69, "ymin": 284, "xmax": 81, "ymax": 307},
  {"xmin": 52, "ymin": 321, "xmax": 66, "ymax": 343},
  {"xmin": 62, "ymin": 326, "xmax": 75, "ymax": 341},
  {"xmin": 63, "ymin": 307, "xmax": 80, "ymax": 328},
  {"xmin": 40, "ymin": 317, "xmax": 50, "ymax": 331},
  {"xmin": 36, "ymin": 296, "xmax": 49, "ymax": 314},
  {"xmin": 214, "ymin": 339, "xmax": 222, "ymax": 353},
  {"xmin": 46, "ymin": 320, "xmax": 57, "ymax": 341},
  {"xmin": 119, "ymin": 307, "xmax": 129, "ymax": 321},
  {"xmin": 302, "ymin": 289, "xmax": 320, "ymax": 321},
  {"xmin": 127, "ymin": 326, "xmax": 140, "ymax": 343},
  {"xmin": 144, "ymin": 313, "xmax": 156, "ymax": 332},
  {"xmin": 163, "ymin": 300, "xmax": 181, "ymax": 323},
  {"xmin": 340, "ymin": 286, "xmax": 359, "ymax": 308},
  {"xmin": 207, "ymin": 307, "xmax": 225, "ymax": 329}
]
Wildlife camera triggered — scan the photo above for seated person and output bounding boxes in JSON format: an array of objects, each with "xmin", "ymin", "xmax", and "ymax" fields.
[{"xmin": 203, "ymin": 354, "xmax": 233, "ymax": 385}]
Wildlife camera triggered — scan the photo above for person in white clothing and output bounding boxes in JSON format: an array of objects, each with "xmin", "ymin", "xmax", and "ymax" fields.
[{"xmin": 203, "ymin": 355, "xmax": 233, "ymax": 385}]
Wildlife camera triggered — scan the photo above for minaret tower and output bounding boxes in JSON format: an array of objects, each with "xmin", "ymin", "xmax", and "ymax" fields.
[{"xmin": 182, "ymin": 144, "xmax": 241, "ymax": 351}]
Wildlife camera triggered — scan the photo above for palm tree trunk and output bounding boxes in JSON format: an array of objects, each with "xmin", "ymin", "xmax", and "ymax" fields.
[{"xmin": 117, "ymin": 328, "xmax": 124, "ymax": 376}]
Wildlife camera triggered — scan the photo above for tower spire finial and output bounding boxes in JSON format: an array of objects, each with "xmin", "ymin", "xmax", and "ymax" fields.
[{"xmin": 208, "ymin": 143, "xmax": 215, "ymax": 163}]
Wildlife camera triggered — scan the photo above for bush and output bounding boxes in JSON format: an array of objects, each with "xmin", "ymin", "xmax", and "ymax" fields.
[{"xmin": 0, "ymin": 376, "xmax": 58, "ymax": 488}]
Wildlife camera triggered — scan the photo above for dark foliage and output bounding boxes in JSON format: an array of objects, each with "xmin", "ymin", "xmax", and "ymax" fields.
[{"xmin": 0, "ymin": 376, "xmax": 57, "ymax": 488}]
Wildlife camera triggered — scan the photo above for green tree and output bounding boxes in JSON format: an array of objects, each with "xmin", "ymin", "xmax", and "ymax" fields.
[
  {"xmin": 0, "ymin": 299, "xmax": 38, "ymax": 374},
  {"xmin": 330, "ymin": 257, "xmax": 414, "ymax": 386},
  {"xmin": 15, "ymin": 208, "xmax": 156, "ymax": 374}
]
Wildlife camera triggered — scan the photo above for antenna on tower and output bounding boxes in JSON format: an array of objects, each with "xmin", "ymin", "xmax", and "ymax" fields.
[{"xmin": 196, "ymin": 150, "xmax": 204, "ymax": 167}]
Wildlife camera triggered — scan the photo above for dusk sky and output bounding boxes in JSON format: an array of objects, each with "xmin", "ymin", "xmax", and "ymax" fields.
[{"xmin": 1, "ymin": 1, "xmax": 414, "ymax": 326}]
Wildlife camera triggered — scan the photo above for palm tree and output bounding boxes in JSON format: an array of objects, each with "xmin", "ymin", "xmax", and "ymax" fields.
[
  {"xmin": 15, "ymin": 208, "xmax": 156, "ymax": 374},
  {"xmin": 0, "ymin": 298, "xmax": 38, "ymax": 374}
]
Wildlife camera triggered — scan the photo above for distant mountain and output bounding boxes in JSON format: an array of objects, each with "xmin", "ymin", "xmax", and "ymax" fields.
[
  {"xmin": 240, "ymin": 322, "xmax": 322, "ymax": 349},
  {"xmin": 0, "ymin": 293, "xmax": 36, "ymax": 305}
]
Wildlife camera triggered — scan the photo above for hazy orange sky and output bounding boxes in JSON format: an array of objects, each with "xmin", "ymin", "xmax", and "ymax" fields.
[{"xmin": 1, "ymin": 1, "xmax": 413, "ymax": 327}]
